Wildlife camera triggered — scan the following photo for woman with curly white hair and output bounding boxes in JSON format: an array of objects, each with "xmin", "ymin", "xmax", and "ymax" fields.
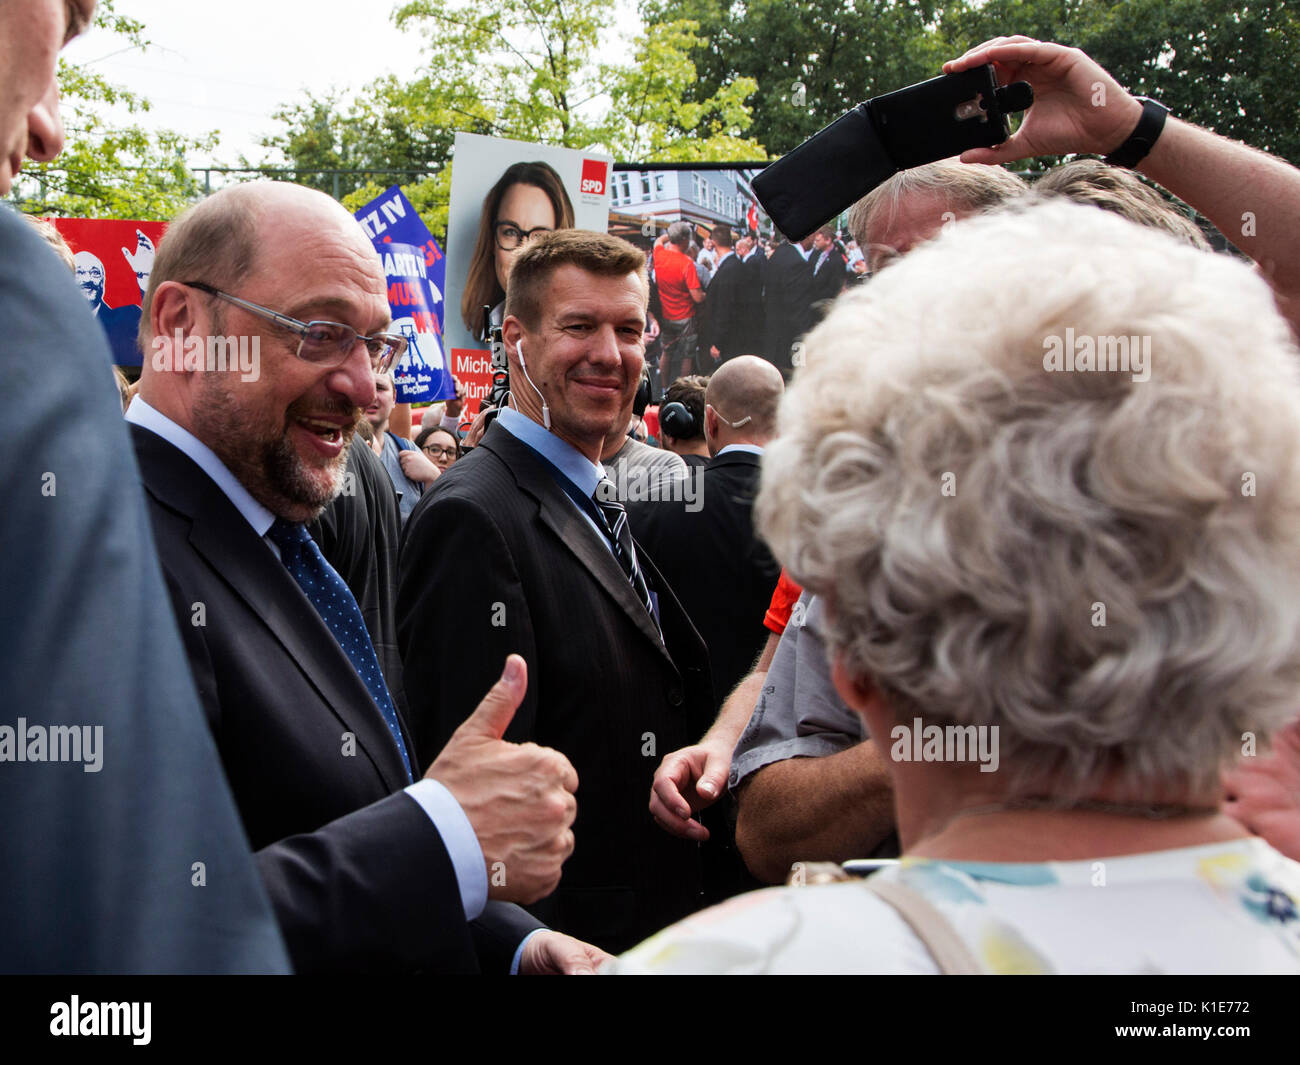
[{"xmin": 614, "ymin": 200, "xmax": 1300, "ymax": 974}]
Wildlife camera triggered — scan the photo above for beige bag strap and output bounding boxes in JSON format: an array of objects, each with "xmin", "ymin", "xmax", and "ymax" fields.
[{"xmin": 865, "ymin": 875, "xmax": 984, "ymax": 975}]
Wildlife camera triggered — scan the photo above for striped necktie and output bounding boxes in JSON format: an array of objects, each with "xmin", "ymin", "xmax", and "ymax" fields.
[
  {"xmin": 267, "ymin": 518, "xmax": 413, "ymax": 782},
  {"xmin": 593, "ymin": 479, "xmax": 659, "ymax": 631}
]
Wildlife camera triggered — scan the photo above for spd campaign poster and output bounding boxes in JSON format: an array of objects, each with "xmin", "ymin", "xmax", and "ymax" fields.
[
  {"xmin": 51, "ymin": 219, "xmax": 169, "ymax": 367},
  {"xmin": 445, "ymin": 134, "xmax": 612, "ymax": 415},
  {"xmin": 353, "ymin": 187, "xmax": 454, "ymax": 403}
]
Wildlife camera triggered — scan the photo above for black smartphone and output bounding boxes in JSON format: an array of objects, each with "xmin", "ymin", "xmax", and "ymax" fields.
[{"xmin": 753, "ymin": 65, "xmax": 1032, "ymax": 240}]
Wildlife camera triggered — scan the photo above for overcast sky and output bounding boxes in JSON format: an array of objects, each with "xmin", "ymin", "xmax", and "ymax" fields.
[{"xmin": 63, "ymin": 0, "xmax": 639, "ymax": 169}]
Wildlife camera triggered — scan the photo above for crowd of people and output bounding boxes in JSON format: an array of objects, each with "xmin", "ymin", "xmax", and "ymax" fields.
[
  {"xmin": 4, "ymin": 3, "xmax": 1300, "ymax": 977},
  {"xmin": 644, "ymin": 218, "xmax": 859, "ymax": 383}
]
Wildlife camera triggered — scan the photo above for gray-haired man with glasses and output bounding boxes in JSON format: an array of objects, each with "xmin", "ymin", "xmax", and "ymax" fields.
[{"xmin": 125, "ymin": 180, "xmax": 607, "ymax": 974}]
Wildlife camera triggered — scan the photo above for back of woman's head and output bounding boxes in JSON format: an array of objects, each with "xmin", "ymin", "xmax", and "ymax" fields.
[{"xmin": 758, "ymin": 199, "xmax": 1300, "ymax": 796}]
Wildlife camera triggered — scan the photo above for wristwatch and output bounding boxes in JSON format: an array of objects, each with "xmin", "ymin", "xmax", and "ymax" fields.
[{"xmin": 1104, "ymin": 97, "xmax": 1169, "ymax": 169}]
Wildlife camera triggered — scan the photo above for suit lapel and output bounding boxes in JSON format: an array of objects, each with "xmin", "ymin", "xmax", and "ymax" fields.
[
  {"xmin": 132, "ymin": 425, "xmax": 413, "ymax": 792},
  {"xmin": 481, "ymin": 425, "xmax": 677, "ymax": 667}
]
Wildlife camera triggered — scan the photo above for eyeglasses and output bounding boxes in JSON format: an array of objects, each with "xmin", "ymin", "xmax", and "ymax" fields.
[
  {"xmin": 494, "ymin": 221, "xmax": 553, "ymax": 251},
  {"xmin": 182, "ymin": 281, "xmax": 407, "ymax": 374},
  {"xmin": 422, "ymin": 445, "xmax": 458, "ymax": 459}
]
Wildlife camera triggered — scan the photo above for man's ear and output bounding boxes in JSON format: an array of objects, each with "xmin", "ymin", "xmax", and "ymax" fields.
[
  {"xmin": 703, "ymin": 405, "xmax": 719, "ymax": 446},
  {"xmin": 147, "ymin": 282, "xmax": 202, "ymax": 377},
  {"xmin": 502, "ymin": 315, "xmax": 524, "ymax": 360}
]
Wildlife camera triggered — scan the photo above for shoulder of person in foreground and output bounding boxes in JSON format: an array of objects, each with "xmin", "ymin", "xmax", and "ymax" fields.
[{"xmin": 603, "ymin": 880, "xmax": 933, "ymax": 975}]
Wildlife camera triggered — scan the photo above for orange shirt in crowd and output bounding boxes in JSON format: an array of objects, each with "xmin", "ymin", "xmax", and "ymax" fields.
[
  {"xmin": 763, "ymin": 569, "xmax": 803, "ymax": 634},
  {"xmin": 653, "ymin": 242, "xmax": 701, "ymax": 321}
]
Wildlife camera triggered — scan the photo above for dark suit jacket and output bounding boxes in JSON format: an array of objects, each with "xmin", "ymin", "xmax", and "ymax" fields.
[
  {"xmin": 398, "ymin": 422, "xmax": 714, "ymax": 953},
  {"xmin": 812, "ymin": 247, "xmax": 849, "ymax": 304},
  {"xmin": 132, "ymin": 425, "xmax": 538, "ymax": 972},
  {"xmin": 737, "ymin": 250, "xmax": 767, "ymax": 357},
  {"xmin": 763, "ymin": 243, "xmax": 816, "ymax": 372},
  {"xmin": 700, "ymin": 253, "xmax": 747, "ymax": 360},
  {"xmin": 626, "ymin": 448, "xmax": 779, "ymax": 903},
  {"xmin": 626, "ymin": 449, "xmax": 780, "ymax": 719}
]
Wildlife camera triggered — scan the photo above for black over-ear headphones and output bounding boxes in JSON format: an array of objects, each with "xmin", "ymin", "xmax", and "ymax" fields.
[
  {"xmin": 633, "ymin": 369, "xmax": 653, "ymax": 419},
  {"xmin": 659, "ymin": 400, "xmax": 700, "ymax": 440}
]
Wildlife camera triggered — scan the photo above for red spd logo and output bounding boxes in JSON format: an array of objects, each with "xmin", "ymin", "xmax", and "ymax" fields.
[{"xmin": 580, "ymin": 159, "xmax": 607, "ymax": 196}]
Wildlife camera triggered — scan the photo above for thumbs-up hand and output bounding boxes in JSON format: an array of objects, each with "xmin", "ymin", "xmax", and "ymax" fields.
[{"xmin": 425, "ymin": 655, "xmax": 578, "ymax": 903}]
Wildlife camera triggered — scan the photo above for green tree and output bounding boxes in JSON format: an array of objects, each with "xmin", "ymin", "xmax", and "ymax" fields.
[
  {"xmin": 596, "ymin": 19, "xmax": 763, "ymax": 161},
  {"xmin": 265, "ymin": 0, "xmax": 763, "ymax": 240},
  {"xmin": 648, "ymin": 0, "xmax": 1300, "ymax": 165},
  {"xmin": 640, "ymin": 0, "xmax": 948, "ymax": 156},
  {"xmin": 392, "ymin": 0, "xmax": 615, "ymax": 147},
  {"xmin": 9, "ymin": 0, "xmax": 216, "ymax": 219}
]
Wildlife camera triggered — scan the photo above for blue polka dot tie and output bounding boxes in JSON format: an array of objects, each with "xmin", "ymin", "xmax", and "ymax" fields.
[{"xmin": 268, "ymin": 519, "xmax": 413, "ymax": 782}]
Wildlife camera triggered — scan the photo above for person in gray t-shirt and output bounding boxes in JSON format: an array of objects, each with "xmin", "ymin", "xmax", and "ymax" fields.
[
  {"xmin": 365, "ymin": 371, "xmax": 441, "ymax": 523},
  {"xmin": 729, "ymin": 593, "xmax": 865, "ymax": 786},
  {"xmin": 729, "ymin": 592, "xmax": 899, "ymax": 879}
]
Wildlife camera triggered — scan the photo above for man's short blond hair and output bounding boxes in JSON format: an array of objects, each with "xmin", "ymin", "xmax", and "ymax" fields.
[{"xmin": 505, "ymin": 230, "xmax": 648, "ymax": 330}]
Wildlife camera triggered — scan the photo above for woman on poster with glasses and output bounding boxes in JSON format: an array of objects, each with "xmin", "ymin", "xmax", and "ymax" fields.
[{"xmin": 460, "ymin": 161, "xmax": 576, "ymax": 340}]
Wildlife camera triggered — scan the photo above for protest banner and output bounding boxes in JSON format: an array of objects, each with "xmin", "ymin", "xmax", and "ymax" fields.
[
  {"xmin": 354, "ymin": 187, "xmax": 453, "ymax": 403},
  {"xmin": 52, "ymin": 219, "xmax": 169, "ymax": 368}
]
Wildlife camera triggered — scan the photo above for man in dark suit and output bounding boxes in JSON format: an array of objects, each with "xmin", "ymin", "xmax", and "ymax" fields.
[
  {"xmin": 763, "ymin": 233, "xmax": 817, "ymax": 376},
  {"xmin": 810, "ymin": 225, "xmax": 850, "ymax": 305},
  {"xmin": 399, "ymin": 230, "xmax": 715, "ymax": 954},
  {"xmin": 129, "ymin": 180, "xmax": 604, "ymax": 973},
  {"xmin": 1, "ymin": 0, "xmax": 288, "ymax": 974},
  {"xmin": 700, "ymin": 225, "xmax": 745, "ymax": 365},
  {"xmin": 735, "ymin": 234, "xmax": 767, "ymax": 358},
  {"xmin": 636, "ymin": 357, "xmax": 785, "ymax": 901},
  {"xmin": 631, "ymin": 355, "xmax": 784, "ymax": 711}
]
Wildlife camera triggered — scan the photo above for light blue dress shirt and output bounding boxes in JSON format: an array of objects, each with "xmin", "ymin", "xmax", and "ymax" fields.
[{"xmin": 496, "ymin": 405, "xmax": 616, "ymax": 557}]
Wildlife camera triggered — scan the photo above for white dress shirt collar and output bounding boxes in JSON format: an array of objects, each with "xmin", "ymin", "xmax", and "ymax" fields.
[{"xmin": 125, "ymin": 396, "xmax": 276, "ymax": 538}]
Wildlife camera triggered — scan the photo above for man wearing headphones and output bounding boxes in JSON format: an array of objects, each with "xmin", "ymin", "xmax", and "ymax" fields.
[{"xmin": 657, "ymin": 376, "xmax": 711, "ymax": 469}]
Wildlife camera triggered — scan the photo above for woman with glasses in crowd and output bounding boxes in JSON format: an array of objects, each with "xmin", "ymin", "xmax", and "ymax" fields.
[{"xmin": 415, "ymin": 423, "xmax": 461, "ymax": 473}]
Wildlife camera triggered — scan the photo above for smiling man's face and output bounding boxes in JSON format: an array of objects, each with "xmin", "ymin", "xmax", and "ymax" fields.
[
  {"xmin": 187, "ymin": 195, "xmax": 389, "ymax": 522},
  {"xmin": 0, "ymin": 0, "xmax": 95, "ymax": 195},
  {"xmin": 505, "ymin": 263, "xmax": 646, "ymax": 461}
]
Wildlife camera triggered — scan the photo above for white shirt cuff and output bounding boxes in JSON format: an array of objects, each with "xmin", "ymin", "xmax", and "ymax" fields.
[
  {"xmin": 403, "ymin": 778, "xmax": 487, "ymax": 921},
  {"xmin": 440, "ymin": 414, "xmax": 461, "ymax": 433}
]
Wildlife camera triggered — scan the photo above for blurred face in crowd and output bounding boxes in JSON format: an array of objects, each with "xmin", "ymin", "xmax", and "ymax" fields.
[
  {"xmin": 868, "ymin": 191, "xmax": 961, "ymax": 274},
  {"xmin": 365, "ymin": 371, "xmax": 396, "ymax": 430},
  {"xmin": 813, "ymin": 232, "xmax": 831, "ymax": 253},
  {"xmin": 74, "ymin": 251, "xmax": 105, "ymax": 306},
  {"xmin": 0, "ymin": 0, "xmax": 93, "ymax": 195},
  {"xmin": 494, "ymin": 182, "xmax": 557, "ymax": 295},
  {"xmin": 506, "ymin": 264, "xmax": 647, "ymax": 460},
  {"xmin": 421, "ymin": 427, "xmax": 459, "ymax": 471},
  {"xmin": 736, "ymin": 236, "xmax": 753, "ymax": 258},
  {"xmin": 186, "ymin": 193, "xmax": 386, "ymax": 522}
]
